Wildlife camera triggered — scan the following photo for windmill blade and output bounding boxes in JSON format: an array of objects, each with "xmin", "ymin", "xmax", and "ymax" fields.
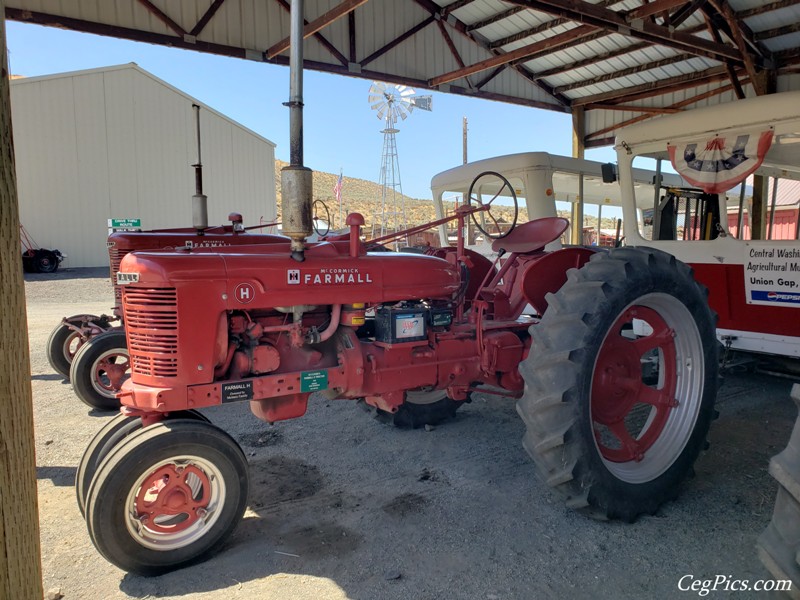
[
  {"xmin": 411, "ymin": 95, "xmax": 433, "ymax": 111},
  {"xmin": 399, "ymin": 87, "xmax": 415, "ymax": 97},
  {"xmin": 371, "ymin": 101, "xmax": 387, "ymax": 111},
  {"xmin": 368, "ymin": 94, "xmax": 384, "ymax": 104},
  {"xmin": 372, "ymin": 81, "xmax": 387, "ymax": 93},
  {"xmin": 377, "ymin": 107, "xmax": 387, "ymax": 121}
]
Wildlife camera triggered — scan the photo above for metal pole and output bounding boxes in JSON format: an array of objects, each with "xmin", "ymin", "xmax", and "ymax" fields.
[
  {"xmin": 191, "ymin": 104, "xmax": 208, "ymax": 233},
  {"xmin": 768, "ymin": 176, "xmax": 779, "ymax": 240},
  {"xmin": 576, "ymin": 172, "xmax": 584, "ymax": 244},
  {"xmin": 281, "ymin": 0, "xmax": 313, "ymax": 261},
  {"xmin": 462, "ymin": 117, "xmax": 468, "ymax": 164},
  {"xmin": 736, "ymin": 182, "xmax": 746, "ymax": 238}
]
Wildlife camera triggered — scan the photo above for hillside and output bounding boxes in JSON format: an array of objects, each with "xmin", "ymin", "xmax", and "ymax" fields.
[
  {"xmin": 274, "ymin": 160, "xmax": 525, "ymax": 233},
  {"xmin": 274, "ymin": 161, "xmax": 619, "ymax": 235}
]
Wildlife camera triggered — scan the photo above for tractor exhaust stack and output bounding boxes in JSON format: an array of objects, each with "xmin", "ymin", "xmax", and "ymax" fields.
[
  {"xmin": 191, "ymin": 103, "xmax": 208, "ymax": 234},
  {"xmin": 281, "ymin": 0, "xmax": 313, "ymax": 262}
]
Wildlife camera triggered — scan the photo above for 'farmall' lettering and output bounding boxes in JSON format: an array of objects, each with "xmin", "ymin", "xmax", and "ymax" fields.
[
  {"xmin": 304, "ymin": 272, "xmax": 373, "ymax": 285},
  {"xmin": 185, "ymin": 240, "xmax": 231, "ymax": 249}
]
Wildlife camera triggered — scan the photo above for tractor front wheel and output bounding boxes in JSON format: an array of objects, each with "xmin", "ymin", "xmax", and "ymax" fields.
[
  {"xmin": 75, "ymin": 410, "xmax": 211, "ymax": 517},
  {"xmin": 70, "ymin": 329, "xmax": 129, "ymax": 411},
  {"xmin": 46, "ymin": 315, "xmax": 107, "ymax": 379},
  {"xmin": 84, "ymin": 419, "xmax": 249, "ymax": 575},
  {"xmin": 517, "ymin": 247, "xmax": 718, "ymax": 521}
]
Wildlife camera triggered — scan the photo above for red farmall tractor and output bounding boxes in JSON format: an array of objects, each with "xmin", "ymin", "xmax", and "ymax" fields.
[{"xmin": 77, "ymin": 170, "xmax": 718, "ymax": 574}]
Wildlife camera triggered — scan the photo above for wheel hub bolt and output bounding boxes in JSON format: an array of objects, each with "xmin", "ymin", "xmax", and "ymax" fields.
[{"xmin": 196, "ymin": 507, "xmax": 208, "ymax": 518}]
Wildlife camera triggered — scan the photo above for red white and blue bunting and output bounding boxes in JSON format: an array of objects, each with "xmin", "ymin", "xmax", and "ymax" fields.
[{"xmin": 667, "ymin": 129, "xmax": 773, "ymax": 194}]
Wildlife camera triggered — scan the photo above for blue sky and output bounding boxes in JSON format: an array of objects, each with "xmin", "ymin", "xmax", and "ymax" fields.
[{"xmin": 6, "ymin": 21, "xmax": 616, "ymax": 200}]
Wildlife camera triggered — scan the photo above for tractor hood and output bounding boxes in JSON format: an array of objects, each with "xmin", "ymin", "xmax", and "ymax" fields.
[{"xmin": 118, "ymin": 243, "xmax": 460, "ymax": 307}]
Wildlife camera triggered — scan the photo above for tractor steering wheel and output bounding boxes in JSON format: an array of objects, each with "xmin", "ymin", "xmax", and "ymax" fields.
[
  {"xmin": 312, "ymin": 199, "xmax": 331, "ymax": 237},
  {"xmin": 467, "ymin": 171, "xmax": 519, "ymax": 240}
]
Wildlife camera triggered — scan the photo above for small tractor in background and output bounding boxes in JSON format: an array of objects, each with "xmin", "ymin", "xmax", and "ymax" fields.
[
  {"xmin": 77, "ymin": 169, "xmax": 718, "ymax": 574},
  {"xmin": 20, "ymin": 224, "xmax": 65, "ymax": 273},
  {"xmin": 48, "ymin": 217, "xmax": 291, "ymax": 410}
]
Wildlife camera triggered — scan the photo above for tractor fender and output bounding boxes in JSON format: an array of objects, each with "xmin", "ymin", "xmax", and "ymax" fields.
[{"xmin": 519, "ymin": 247, "xmax": 600, "ymax": 315}]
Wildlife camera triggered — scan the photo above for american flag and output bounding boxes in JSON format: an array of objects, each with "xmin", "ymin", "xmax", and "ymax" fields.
[{"xmin": 333, "ymin": 171, "xmax": 343, "ymax": 202}]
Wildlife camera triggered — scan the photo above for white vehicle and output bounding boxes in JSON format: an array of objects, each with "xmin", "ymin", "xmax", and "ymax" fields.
[
  {"xmin": 431, "ymin": 151, "xmax": 687, "ymax": 255},
  {"xmin": 616, "ymin": 91, "xmax": 800, "ymax": 359},
  {"xmin": 431, "ymin": 91, "xmax": 800, "ymax": 359}
]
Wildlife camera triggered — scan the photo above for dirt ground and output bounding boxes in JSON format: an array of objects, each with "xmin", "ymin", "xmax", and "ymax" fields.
[{"xmin": 24, "ymin": 267, "xmax": 798, "ymax": 600}]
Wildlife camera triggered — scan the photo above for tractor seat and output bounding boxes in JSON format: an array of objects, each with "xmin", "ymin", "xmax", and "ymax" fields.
[{"xmin": 491, "ymin": 217, "xmax": 570, "ymax": 255}]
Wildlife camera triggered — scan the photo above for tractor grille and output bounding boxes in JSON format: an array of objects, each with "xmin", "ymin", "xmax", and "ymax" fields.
[
  {"xmin": 123, "ymin": 287, "xmax": 179, "ymax": 378},
  {"xmin": 109, "ymin": 247, "xmax": 131, "ymax": 307}
]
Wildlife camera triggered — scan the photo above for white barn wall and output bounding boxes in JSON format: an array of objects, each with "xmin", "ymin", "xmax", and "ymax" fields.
[{"xmin": 11, "ymin": 64, "xmax": 276, "ymax": 267}]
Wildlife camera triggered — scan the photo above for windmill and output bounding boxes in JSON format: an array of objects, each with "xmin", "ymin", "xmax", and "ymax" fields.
[{"xmin": 368, "ymin": 82, "xmax": 432, "ymax": 241}]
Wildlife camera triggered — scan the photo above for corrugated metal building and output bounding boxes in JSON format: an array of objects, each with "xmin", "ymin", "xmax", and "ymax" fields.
[{"xmin": 11, "ymin": 63, "xmax": 276, "ymax": 267}]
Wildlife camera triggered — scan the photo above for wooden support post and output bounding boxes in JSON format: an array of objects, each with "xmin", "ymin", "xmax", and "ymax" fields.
[
  {"xmin": 0, "ymin": 5, "xmax": 44, "ymax": 598},
  {"xmin": 572, "ymin": 107, "xmax": 585, "ymax": 244},
  {"xmin": 751, "ymin": 174, "xmax": 768, "ymax": 240}
]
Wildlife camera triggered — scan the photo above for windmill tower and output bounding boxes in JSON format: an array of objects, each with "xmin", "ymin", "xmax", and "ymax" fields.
[{"xmin": 368, "ymin": 82, "xmax": 432, "ymax": 241}]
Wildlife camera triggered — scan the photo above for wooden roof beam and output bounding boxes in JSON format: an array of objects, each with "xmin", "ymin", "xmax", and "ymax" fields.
[
  {"xmin": 585, "ymin": 103, "xmax": 682, "ymax": 113},
  {"xmin": 754, "ymin": 22, "xmax": 800, "ymax": 42},
  {"xmin": 736, "ymin": 0, "xmax": 800, "ymax": 20},
  {"xmin": 704, "ymin": 10, "xmax": 746, "ymax": 98},
  {"xmin": 489, "ymin": 18, "xmax": 569, "ymax": 49},
  {"xmin": 669, "ymin": 0, "xmax": 708, "ymax": 28},
  {"xmin": 466, "ymin": 6, "xmax": 527, "ymax": 32},
  {"xmin": 189, "ymin": 0, "xmax": 227, "ymax": 38},
  {"xmin": 273, "ymin": 0, "xmax": 349, "ymax": 66},
  {"xmin": 267, "ymin": 0, "xmax": 370, "ymax": 59},
  {"xmin": 505, "ymin": 0, "xmax": 745, "ymax": 64},
  {"xmin": 429, "ymin": 24, "xmax": 597, "ymax": 86},
  {"xmin": 360, "ymin": 15, "xmax": 435, "ymax": 67},
  {"xmin": 586, "ymin": 80, "xmax": 742, "ymax": 142},
  {"xmin": 530, "ymin": 22, "xmax": 706, "ymax": 80},
  {"xmin": 442, "ymin": 0, "xmax": 478, "ymax": 17},
  {"xmin": 412, "ymin": 0, "xmax": 571, "ymax": 106},
  {"xmin": 552, "ymin": 52, "xmax": 696, "ymax": 94},
  {"xmin": 136, "ymin": 0, "xmax": 186, "ymax": 37},
  {"xmin": 708, "ymin": 0, "xmax": 766, "ymax": 93},
  {"xmin": 573, "ymin": 64, "xmax": 733, "ymax": 105}
]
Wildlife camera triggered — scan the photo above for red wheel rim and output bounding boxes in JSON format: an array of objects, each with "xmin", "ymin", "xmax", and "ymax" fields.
[
  {"xmin": 134, "ymin": 464, "xmax": 212, "ymax": 534},
  {"xmin": 592, "ymin": 305, "xmax": 678, "ymax": 463},
  {"xmin": 93, "ymin": 353, "xmax": 130, "ymax": 392}
]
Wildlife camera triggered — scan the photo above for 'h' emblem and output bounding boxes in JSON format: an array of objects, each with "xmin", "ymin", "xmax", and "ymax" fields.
[{"xmin": 235, "ymin": 283, "xmax": 255, "ymax": 304}]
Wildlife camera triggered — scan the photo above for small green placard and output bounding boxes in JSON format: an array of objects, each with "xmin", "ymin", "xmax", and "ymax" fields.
[
  {"xmin": 109, "ymin": 218, "xmax": 142, "ymax": 228},
  {"xmin": 301, "ymin": 370, "xmax": 328, "ymax": 392}
]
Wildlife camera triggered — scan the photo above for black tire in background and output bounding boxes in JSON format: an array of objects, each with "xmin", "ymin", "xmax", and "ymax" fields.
[
  {"xmin": 35, "ymin": 249, "xmax": 59, "ymax": 273},
  {"xmin": 84, "ymin": 420, "xmax": 249, "ymax": 575},
  {"xmin": 517, "ymin": 247, "xmax": 718, "ymax": 521},
  {"xmin": 70, "ymin": 329, "xmax": 129, "ymax": 411}
]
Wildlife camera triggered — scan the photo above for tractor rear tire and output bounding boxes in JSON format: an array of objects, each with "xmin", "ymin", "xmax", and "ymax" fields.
[
  {"xmin": 70, "ymin": 329, "xmax": 129, "ymax": 411},
  {"xmin": 75, "ymin": 410, "xmax": 211, "ymax": 517},
  {"xmin": 757, "ymin": 384, "xmax": 800, "ymax": 597},
  {"xmin": 517, "ymin": 247, "xmax": 718, "ymax": 521},
  {"xmin": 84, "ymin": 419, "xmax": 249, "ymax": 575},
  {"xmin": 46, "ymin": 315, "xmax": 104, "ymax": 379}
]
